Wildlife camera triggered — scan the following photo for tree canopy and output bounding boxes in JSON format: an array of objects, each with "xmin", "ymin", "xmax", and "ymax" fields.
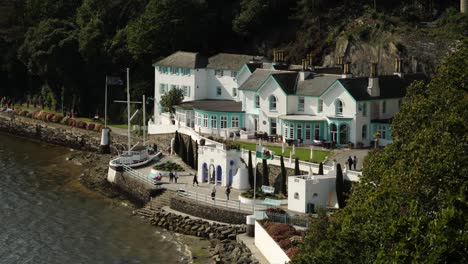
[{"xmin": 292, "ymin": 40, "xmax": 468, "ymax": 264}]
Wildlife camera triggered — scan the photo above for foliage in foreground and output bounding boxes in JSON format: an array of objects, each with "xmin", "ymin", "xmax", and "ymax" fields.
[{"xmin": 292, "ymin": 40, "xmax": 468, "ymax": 263}]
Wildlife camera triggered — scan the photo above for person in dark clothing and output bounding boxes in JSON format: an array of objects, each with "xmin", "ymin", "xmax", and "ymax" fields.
[
  {"xmin": 192, "ymin": 173, "xmax": 199, "ymax": 186},
  {"xmin": 353, "ymin": 156, "xmax": 358, "ymax": 170},
  {"xmin": 211, "ymin": 186, "xmax": 216, "ymax": 201},
  {"xmin": 225, "ymin": 186, "xmax": 231, "ymax": 200},
  {"xmin": 169, "ymin": 171, "xmax": 174, "ymax": 183},
  {"xmin": 347, "ymin": 156, "xmax": 353, "ymax": 170}
]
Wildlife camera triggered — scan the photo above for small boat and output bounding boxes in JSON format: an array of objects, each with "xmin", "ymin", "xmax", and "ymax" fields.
[{"xmin": 109, "ymin": 146, "xmax": 161, "ymax": 168}]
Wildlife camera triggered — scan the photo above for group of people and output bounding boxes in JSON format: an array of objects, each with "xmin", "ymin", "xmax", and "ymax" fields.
[
  {"xmin": 210, "ymin": 185, "xmax": 231, "ymax": 201},
  {"xmin": 168, "ymin": 171, "xmax": 179, "ymax": 183},
  {"xmin": 347, "ymin": 156, "xmax": 358, "ymax": 170}
]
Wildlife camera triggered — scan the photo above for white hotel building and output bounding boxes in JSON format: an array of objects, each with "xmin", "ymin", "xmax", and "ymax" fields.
[{"xmin": 149, "ymin": 51, "xmax": 426, "ymax": 148}]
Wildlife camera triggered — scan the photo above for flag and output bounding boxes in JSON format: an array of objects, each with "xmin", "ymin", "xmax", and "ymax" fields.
[
  {"xmin": 107, "ymin": 76, "xmax": 124, "ymax": 85},
  {"xmin": 256, "ymin": 145, "xmax": 274, "ymax": 160}
]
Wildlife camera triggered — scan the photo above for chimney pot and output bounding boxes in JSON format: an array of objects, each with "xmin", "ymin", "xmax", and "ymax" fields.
[{"xmin": 370, "ymin": 63, "xmax": 378, "ymax": 77}]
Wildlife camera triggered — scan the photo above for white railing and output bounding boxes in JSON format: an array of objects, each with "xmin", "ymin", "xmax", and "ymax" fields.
[
  {"xmin": 122, "ymin": 164, "xmax": 155, "ymax": 187},
  {"xmin": 176, "ymin": 188, "xmax": 267, "ymax": 213}
]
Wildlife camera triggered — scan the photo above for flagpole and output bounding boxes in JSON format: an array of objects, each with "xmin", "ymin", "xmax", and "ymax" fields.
[
  {"xmin": 104, "ymin": 75, "xmax": 108, "ymax": 128},
  {"xmin": 127, "ymin": 68, "xmax": 131, "ymax": 153},
  {"xmin": 253, "ymin": 151, "xmax": 257, "ymax": 214}
]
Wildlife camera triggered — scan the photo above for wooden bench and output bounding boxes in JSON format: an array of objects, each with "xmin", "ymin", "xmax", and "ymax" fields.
[
  {"xmin": 263, "ymin": 198, "xmax": 281, "ymax": 207},
  {"xmin": 261, "ymin": 185, "xmax": 275, "ymax": 194}
]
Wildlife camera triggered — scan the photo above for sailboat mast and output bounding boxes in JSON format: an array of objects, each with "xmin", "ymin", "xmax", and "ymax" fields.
[
  {"xmin": 143, "ymin": 94, "xmax": 146, "ymax": 147},
  {"xmin": 127, "ymin": 68, "xmax": 131, "ymax": 153}
]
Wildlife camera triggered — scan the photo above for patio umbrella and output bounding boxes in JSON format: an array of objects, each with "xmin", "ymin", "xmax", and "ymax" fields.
[
  {"xmin": 282, "ymin": 142, "xmax": 285, "ymax": 154},
  {"xmin": 310, "ymin": 147, "xmax": 314, "ymax": 161}
]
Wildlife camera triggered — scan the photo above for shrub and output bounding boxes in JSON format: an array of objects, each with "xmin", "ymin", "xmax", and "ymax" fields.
[
  {"xmin": 266, "ymin": 208, "xmax": 286, "ymax": 214},
  {"xmin": 68, "ymin": 119, "xmax": 76, "ymax": 127},
  {"xmin": 264, "ymin": 222, "xmax": 296, "ymax": 238},
  {"xmin": 77, "ymin": 121, "xmax": 87, "ymax": 129},
  {"xmin": 285, "ymin": 247, "xmax": 299, "ymax": 258},
  {"xmin": 278, "ymin": 239, "xmax": 292, "ymax": 249},
  {"xmin": 87, "ymin": 123, "xmax": 95, "ymax": 130},
  {"xmin": 153, "ymin": 161, "xmax": 184, "ymax": 172},
  {"xmin": 61, "ymin": 116, "xmax": 69, "ymax": 124},
  {"xmin": 52, "ymin": 115, "xmax": 63, "ymax": 123}
]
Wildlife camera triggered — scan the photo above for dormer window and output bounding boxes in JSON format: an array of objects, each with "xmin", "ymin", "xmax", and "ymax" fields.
[
  {"xmin": 298, "ymin": 97, "xmax": 304, "ymax": 112},
  {"xmin": 318, "ymin": 99, "xmax": 323, "ymax": 113},
  {"xmin": 255, "ymin": 95, "xmax": 260, "ymax": 108},
  {"xmin": 269, "ymin": 95, "xmax": 277, "ymax": 111},
  {"xmin": 335, "ymin": 99, "xmax": 343, "ymax": 116}
]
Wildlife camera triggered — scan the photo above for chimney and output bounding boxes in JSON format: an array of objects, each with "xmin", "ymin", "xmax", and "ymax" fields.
[
  {"xmin": 273, "ymin": 50, "xmax": 285, "ymax": 64},
  {"xmin": 299, "ymin": 58, "xmax": 311, "ymax": 81},
  {"xmin": 336, "ymin": 56, "xmax": 344, "ymax": 66},
  {"xmin": 462, "ymin": 0, "xmax": 467, "ymax": 13},
  {"xmin": 307, "ymin": 53, "xmax": 313, "ymax": 69},
  {"xmin": 367, "ymin": 63, "xmax": 380, "ymax": 96},
  {"xmin": 394, "ymin": 58, "xmax": 404, "ymax": 77},
  {"xmin": 273, "ymin": 50, "xmax": 278, "ymax": 63},
  {"xmin": 342, "ymin": 62, "xmax": 352, "ymax": 78}
]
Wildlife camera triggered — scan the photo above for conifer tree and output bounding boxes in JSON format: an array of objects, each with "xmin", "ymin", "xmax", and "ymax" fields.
[
  {"xmin": 248, "ymin": 150, "xmax": 254, "ymax": 188},
  {"xmin": 294, "ymin": 158, "xmax": 300, "ymax": 175},
  {"xmin": 318, "ymin": 162, "xmax": 324, "ymax": 175},
  {"xmin": 194, "ymin": 140, "xmax": 198, "ymax": 170},
  {"xmin": 335, "ymin": 163, "xmax": 345, "ymax": 208},
  {"xmin": 187, "ymin": 137, "xmax": 194, "ymax": 168},
  {"xmin": 280, "ymin": 155, "xmax": 287, "ymax": 195}
]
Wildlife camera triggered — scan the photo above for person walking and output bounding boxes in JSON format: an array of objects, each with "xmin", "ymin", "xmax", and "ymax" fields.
[
  {"xmin": 347, "ymin": 156, "xmax": 353, "ymax": 170},
  {"xmin": 174, "ymin": 172, "xmax": 179, "ymax": 183},
  {"xmin": 353, "ymin": 156, "xmax": 358, "ymax": 170},
  {"xmin": 211, "ymin": 186, "xmax": 216, "ymax": 201},
  {"xmin": 192, "ymin": 173, "xmax": 199, "ymax": 186},
  {"xmin": 225, "ymin": 186, "xmax": 231, "ymax": 200},
  {"xmin": 169, "ymin": 171, "xmax": 174, "ymax": 183}
]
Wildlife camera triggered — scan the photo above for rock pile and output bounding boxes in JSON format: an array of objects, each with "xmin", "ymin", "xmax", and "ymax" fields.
[{"xmin": 146, "ymin": 210, "xmax": 259, "ymax": 263}]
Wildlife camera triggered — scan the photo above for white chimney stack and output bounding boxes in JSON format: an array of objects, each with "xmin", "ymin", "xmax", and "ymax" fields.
[
  {"xmin": 367, "ymin": 63, "xmax": 380, "ymax": 97},
  {"xmin": 462, "ymin": 0, "xmax": 467, "ymax": 13}
]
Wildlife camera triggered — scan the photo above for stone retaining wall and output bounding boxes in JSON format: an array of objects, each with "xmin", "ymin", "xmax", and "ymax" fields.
[
  {"xmin": 170, "ymin": 196, "xmax": 250, "ymax": 225},
  {"xmin": 112, "ymin": 171, "xmax": 155, "ymax": 207},
  {"xmin": 147, "ymin": 209, "xmax": 258, "ymax": 264},
  {"xmin": 0, "ymin": 112, "xmax": 127, "ymax": 153}
]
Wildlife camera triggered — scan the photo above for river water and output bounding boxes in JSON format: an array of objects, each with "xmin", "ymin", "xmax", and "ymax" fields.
[{"xmin": 0, "ymin": 133, "xmax": 185, "ymax": 264}]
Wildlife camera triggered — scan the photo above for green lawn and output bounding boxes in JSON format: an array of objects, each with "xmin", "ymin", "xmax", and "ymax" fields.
[
  {"xmin": 109, "ymin": 124, "xmax": 129, "ymax": 129},
  {"xmin": 237, "ymin": 142, "xmax": 330, "ymax": 163}
]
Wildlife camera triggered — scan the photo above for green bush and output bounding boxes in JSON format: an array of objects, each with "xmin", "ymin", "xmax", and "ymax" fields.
[
  {"xmin": 241, "ymin": 189, "xmax": 286, "ymax": 200},
  {"xmin": 153, "ymin": 161, "xmax": 184, "ymax": 172}
]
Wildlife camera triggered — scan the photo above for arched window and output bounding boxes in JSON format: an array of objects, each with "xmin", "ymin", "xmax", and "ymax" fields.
[
  {"xmin": 335, "ymin": 99, "xmax": 343, "ymax": 116},
  {"xmin": 362, "ymin": 124, "xmax": 367, "ymax": 140},
  {"xmin": 269, "ymin": 95, "xmax": 277, "ymax": 111}
]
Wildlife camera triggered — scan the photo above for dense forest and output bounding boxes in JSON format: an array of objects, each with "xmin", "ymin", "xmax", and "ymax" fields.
[{"xmin": 0, "ymin": 0, "xmax": 464, "ymax": 120}]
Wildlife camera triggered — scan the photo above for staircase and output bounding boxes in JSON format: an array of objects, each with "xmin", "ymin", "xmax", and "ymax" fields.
[{"xmin": 134, "ymin": 189, "xmax": 176, "ymax": 218}]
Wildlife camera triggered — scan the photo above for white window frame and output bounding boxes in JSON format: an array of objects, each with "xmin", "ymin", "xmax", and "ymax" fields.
[
  {"xmin": 211, "ymin": 115, "xmax": 217, "ymax": 129},
  {"xmin": 270, "ymin": 118, "xmax": 277, "ymax": 135},
  {"xmin": 231, "ymin": 71, "xmax": 237, "ymax": 78},
  {"xmin": 232, "ymin": 88, "xmax": 237, "ymax": 97},
  {"xmin": 159, "ymin": 83, "xmax": 167, "ymax": 94},
  {"xmin": 216, "ymin": 87, "xmax": 222, "ymax": 96},
  {"xmin": 184, "ymin": 68, "xmax": 191, "ymax": 76},
  {"xmin": 297, "ymin": 123, "xmax": 303, "ymax": 139},
  {"xmin": 335, "ymin": 99, "xmax": 343, "ymax": 116},
  {"xmin": 305, "ymin": 124, "xmax": 311, "ymax": 140},
  {"xmin": 314, "ymin": 123, "xmax": 320, "ymax": 140},
  {"xmin": 231, "ymin": 116, "xmax": 239, "ymax": 128},
  {"xmin": 362, "ymin": 102, "xmax": 367, "ymax": 116},
  {"xmin": 269, "ymin": 95, "xmax": 277, "ymax": 111},
  {"xmin": 318, "ymin": 99, "xmax": 323, "ymax": 113},
  {"xmin": 220, "ymin": 116, "xmax": 227, "ymax": 128},
  {"xmin": 378, "ymin": 125, "xmax": 386, "ymax": 139},
  {"xmin": 298, "ymin": 97, "xmax": 305, "ymax": 112},
  {"xmin": 255, "ymin": 95, "xmax": 260, "ymax": 108},
  {"xmin": 203, "ymin": 114, "xmax": 208, "ymax": 128}
]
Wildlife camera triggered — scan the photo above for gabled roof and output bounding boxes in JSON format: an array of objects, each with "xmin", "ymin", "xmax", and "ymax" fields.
[
  {"xmin": 154, "ymin": 51, "xmax": 208, "ymax": 68},
  {"xmin": 296, "ymin": 75, "xmax": 340, "ymax": 96},
  {"xmin": 207, "ymin": 53, "xmax": 263, "ymax": 70},
  {"xmin": 338, "ymin": 73, "xmax": 427, "ymax": 101},
  {"xmin": 271, "ymin": 72, "xmax": 298, "ymax": 95},
  {"xmin": 238, "ymin": 69, "xmax": 276, "ymax": 91}
]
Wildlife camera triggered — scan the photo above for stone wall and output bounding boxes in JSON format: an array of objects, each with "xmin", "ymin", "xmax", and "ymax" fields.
[
  {"xmin": 170, "ymin": 196, "xmax": 250, "ymax": 225},
  {"xmin": 144, "ymin": 209, "xmax": 258, "ymax": 264},
  {"xmin": 0, "ymin": 112, "xmax": 126, "ymax": 153},
  {"xmin": 112, "ymin": 172, "xmax": 153, "ymax": 207}
]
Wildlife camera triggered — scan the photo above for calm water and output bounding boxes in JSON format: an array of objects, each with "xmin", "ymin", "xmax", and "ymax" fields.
[{"xmin": 0, "ymin": 133, "xmax": 185, "ymax": 264}]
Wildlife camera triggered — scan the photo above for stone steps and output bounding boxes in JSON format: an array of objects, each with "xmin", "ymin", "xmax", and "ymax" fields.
[{"xmin": 134, "ymin": 189, "xmax": 176, "ymax": 218}]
